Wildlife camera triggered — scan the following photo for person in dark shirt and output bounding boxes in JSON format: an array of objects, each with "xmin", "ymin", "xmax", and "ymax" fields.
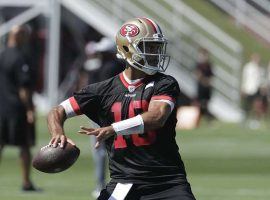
[
  {"xmin": 0, "ymin": 25, "xmax": 37, "ymax": 191},
  {"xmin": 47, "ymin": 17, "xmax": 196, "ymax": 200},
  {"xmin": 194, "ymin": 47, "xmax": 213, "ymax": 119}
]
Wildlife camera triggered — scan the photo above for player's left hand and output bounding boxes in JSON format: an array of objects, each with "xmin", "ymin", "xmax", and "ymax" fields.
[{"xmin": 78, "ymin": 126, "xmax": 115, "ymax": 148}]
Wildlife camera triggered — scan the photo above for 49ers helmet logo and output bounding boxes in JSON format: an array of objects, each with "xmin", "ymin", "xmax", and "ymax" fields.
[{"xmin": 120, "ymin": 24, "xmax": 140, "ymax": 37}]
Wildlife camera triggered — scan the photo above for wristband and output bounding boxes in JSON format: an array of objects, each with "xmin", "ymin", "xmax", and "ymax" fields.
[{"xmin": 112, "ymin": 115, "xmax": 144, "ymax": 135}]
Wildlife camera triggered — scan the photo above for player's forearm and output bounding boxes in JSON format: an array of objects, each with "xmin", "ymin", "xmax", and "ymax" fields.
[
  {"xmin": 142, "ymin": 101, "xmax": 171, "ymax": 131},
  {"xmin": 111, "ymin": 101, "xmax": 171, "ymax": 135},
  {"xmin": 141, "ymin": 110, "xmax": 167, "ymax": 131},
  {"xmin": 47, "ymin": 106, "xmax": 66, "ymax": 137},
  {"xmin": 111, "ymin": 111, "xmax": 168, "ymax": 136}
]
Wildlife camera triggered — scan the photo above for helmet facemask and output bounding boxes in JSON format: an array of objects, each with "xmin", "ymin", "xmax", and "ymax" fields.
[{"xmin": 131, "ymin": 35, "xmax": 170, "ymax": 75}]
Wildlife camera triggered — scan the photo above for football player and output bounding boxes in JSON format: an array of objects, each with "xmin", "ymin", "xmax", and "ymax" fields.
[{"xmin": 47, "ymin": 17, "xmax": 196, "ymax": 200}]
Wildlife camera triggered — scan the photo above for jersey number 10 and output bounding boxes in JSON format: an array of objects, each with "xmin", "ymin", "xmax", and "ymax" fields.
[{"xmin": 111, "ymin": 100, "xmax": 156, "ymax": 149}]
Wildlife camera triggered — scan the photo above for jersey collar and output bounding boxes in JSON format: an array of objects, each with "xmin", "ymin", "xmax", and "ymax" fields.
[{"xmin": 119, "ymin": 72, "xmax": 144, "ymax": 89}]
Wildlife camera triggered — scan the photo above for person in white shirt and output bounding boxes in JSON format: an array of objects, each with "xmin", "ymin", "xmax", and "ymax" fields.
[{"xmin": 241, "ymin": 53, "xmax": 263, "ymax": 126}]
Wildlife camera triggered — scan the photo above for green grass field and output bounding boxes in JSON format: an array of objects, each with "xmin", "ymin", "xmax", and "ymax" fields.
[{"xmin": 0, "ymin": 116, "xmax": 269, "ymax": 200}]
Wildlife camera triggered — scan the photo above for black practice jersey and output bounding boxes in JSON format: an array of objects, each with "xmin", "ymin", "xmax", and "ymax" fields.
[
  {"xmin": 0, "ymin": 47, "xmax": 31, "ymax": 116},
  {"xmin": 73, "ymin": 72, "xmax": 187, "ymax": 184}
]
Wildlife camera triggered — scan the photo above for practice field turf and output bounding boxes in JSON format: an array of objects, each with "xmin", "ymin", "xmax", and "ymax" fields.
[{"xmin": 0, "ymin": 116, "xmax": 269, "ymax": 200}]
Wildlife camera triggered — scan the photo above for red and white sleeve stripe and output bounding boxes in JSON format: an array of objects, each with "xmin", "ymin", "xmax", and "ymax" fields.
[
  {"xmin": 151, "ymin": 95, "xmax": 176, "ymax": 112},
  {"xmin": 60, "ymin": 97, "xmax": 82, "ymax": 118}
]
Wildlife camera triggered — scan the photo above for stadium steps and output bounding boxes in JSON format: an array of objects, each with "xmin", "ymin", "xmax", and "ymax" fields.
[
  {"xmin": 182, "ymin": 0, "xmax": 270, "ymax": 64},
  {"xmin": 210, "ymin": 0, "xmax": 270, "ymax": 47}
]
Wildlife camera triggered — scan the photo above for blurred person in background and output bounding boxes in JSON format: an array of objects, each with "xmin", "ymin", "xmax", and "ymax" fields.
[
  {"xmin": 80, "ymin": 41, "xmax": 100, "ymax": 88},
  {"xmin": 251, "ymin": 60, "xmax": 270, "ymax": 122},
  {"xmin": 95, "ymin": 37, "xmax": 125, "ymax": 81},
  {"xmin": 241, "ymin": 53, "xmax": 263, "ymax": 128},
  {"xmin": 83, "ymin": 37, "xmax": 125, "ymax": 198},
  {"xmin": 0, "ymin": 25, "xmax": 37, "ymax": 191},
  {"xmin": 194, "ymin": 47, "xmax": 213, "ymax": 121}
]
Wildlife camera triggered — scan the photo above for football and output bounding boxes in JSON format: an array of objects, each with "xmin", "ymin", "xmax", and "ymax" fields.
[{"xmin": 32, "ymin": 142, "xmax": 80, "ymax": 173}]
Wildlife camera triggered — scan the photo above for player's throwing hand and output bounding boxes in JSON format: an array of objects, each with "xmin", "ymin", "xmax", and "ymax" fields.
[{"xmin": 78, "ymin": 126, "xmax": 115, "ymax": 148}]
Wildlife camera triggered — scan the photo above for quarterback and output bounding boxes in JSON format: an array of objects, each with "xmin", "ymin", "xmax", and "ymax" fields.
[{"xmin": 47, "ymin": 17, "xmax": 196, "ymax": 200}]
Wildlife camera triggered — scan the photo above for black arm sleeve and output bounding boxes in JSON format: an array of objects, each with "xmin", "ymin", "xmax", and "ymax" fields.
[{"xmin": 152, "ymin": 75, "xmax": 181, "ymax": 103}]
